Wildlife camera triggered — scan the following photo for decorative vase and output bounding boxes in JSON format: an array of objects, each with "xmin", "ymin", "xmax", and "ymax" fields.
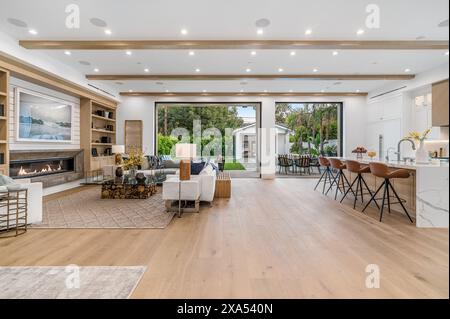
[
  {"xmin": 135, "ymin": 172, "xmax": 147, "ymax": 184},
  {"xmin": 115, "ymin": 167, "xmax": 124, "ymax": 178},
  {"xmin": 129, "ymin": 166, "xmax": 137, "ymax": 178},
  {"xmin": 415, "ymin": 140, "xmax": 429, "ymax": 164}
]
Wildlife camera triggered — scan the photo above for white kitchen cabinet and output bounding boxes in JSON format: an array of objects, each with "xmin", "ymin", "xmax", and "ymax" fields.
[
  {"xmin": 366, "ymin": 118, "xmax": 402, "ymax": 158},
  {"xmin": 367, "ymin": 93, "xmax": 403, "ymax": 123},
  {"xmin": 413, "ymin": 92, "xmax": 440, "ymax": 140}
]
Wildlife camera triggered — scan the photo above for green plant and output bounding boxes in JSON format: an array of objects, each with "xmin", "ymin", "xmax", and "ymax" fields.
[
  {"xmin": 157, "ymin": 134, "xmax": 178, "ymax": 155},
  {"xmin": 123, "ymin": 148, "xmax": 144, "ymax": 170}
]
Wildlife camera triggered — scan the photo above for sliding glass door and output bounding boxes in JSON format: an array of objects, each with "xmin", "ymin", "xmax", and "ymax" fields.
[{"xmin": 155, "ymin": 103, "xmax": 261, "ymax": 177}]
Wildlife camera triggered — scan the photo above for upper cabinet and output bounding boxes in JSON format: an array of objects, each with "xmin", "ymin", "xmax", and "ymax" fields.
[{"xmin": 432, "ymin": 80, "xmax": 449, "ymax": 127}]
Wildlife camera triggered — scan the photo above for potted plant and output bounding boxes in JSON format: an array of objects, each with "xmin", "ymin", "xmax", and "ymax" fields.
[
  {"xmin": 123, "ymin": 148, "xmax": 144, "ymax": 177},
  {"xmin": 406, "ymin": 128, "xmax": 432, "ymax": 164}
]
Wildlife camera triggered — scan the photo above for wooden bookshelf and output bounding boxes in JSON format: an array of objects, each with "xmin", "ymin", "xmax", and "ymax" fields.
[
  {"xmin": 0, "ymin": 68, "xmax": 9, "ymax": 176},
  {"xmin": 80, "ymin": 98, "xmax": 117, "ymax": 173}
]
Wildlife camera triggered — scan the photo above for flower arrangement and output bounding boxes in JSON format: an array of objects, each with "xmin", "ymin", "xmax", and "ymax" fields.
[
  {"xmin": 406, "ymin": 128, "xmax": 432, "ymax": 142},
  {"xmin": 352, "ymin": 146, "xmax": 368, "ymax": 159},
  {"xmin": 123, "ymin": 147, "xmax": 144, "ymax": 170}
]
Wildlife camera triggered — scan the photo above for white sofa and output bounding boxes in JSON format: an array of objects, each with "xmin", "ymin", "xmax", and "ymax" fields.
[
  {"xmin": 0, "ymin": 179, "xmax": 43, "ymax": 225},
  {"xmin": 162, "ymin": 163, "xmax": 217, "ymax": 203}
]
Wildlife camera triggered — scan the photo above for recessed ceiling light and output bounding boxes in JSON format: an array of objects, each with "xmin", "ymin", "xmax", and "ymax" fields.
[
  {"xmin": 404, "ymin": 68, "xmax": 411, "ymax": 73},
  {"xmin": 144, "ymin": 68, "xmax": 150, "ymax": 73},
  {"xmin": 313, "ymin": 68, "xmax": 319, "ymax": 73},
  {"xmin": 195, "ymin": 68, "xmax": 201, "ymax": 73},
  {"xmin": 181, "ymin": 28, "xmax": 188, "ymax": 35},
  {"xmin": 305, "ymin": 29, "xmax": 312, "ymax": 35},
  {"xmin": 165, "ymin": 89, "xmax": 170, "ymax": 93},
  {"xmin": 356, "ymin": 89, "xmax": 361, "ymax": 93},
  {"xmin": 264, "ymin": 90, "xmax": 268, "ymax": 93},
  {"xmin": 94, "ymin": 68, "xmax": 100, "ymax": 73},
  {"xmin": 126, "ymin": 51, "xmax": 132, "ymax": 56},
  {"xmin": 332, "ymin": 51, "xmax": 339, "ymax": 56},
  {"xmin": 245, "ymin": 68, "xmax": 252, "ymax": 73},
  {"xmin": 321, "ymin": 89, "xmax": 325, "ymax": 93},
  {"xmin": 256, "ymin": 29, "xmax": 264, "ymax": 35},
  {"xmin": 28, "ymin": 29, "xmax": 38, "ymax": 35},
  {"xmin": 289, "ymin": 89, "xmax": 293, "ymax": 93},
  {"xmin": 90, "ymin": 18, "xmax": 108, "ymax": 28},
  {"xmin": 240, "ymin": 89, "xmax": 244, "ymax": 93},
  {"xmin": 128, "ymin": 89, "xmax": 133, "ymax": 93},
  {"xmin": 255, "ymin": 18, "xmax": 271, "ymax": 28},
  {"xmin": 202, "ymin": 90, "xmax": 207, "ymax": 93},
  {"xmin": 7, "ymin": 18, "xmax": 28, "ymax": 28},
  {"xmin": 357, "ymin": 29, "xmax": 365, "ymax": 35},
  {"xmin": 290, "ymin": 51, "xmax": 296, "ymax": 56},
  {"xmin": 64, "ymin": 51, "xmax": 71, "ymax": 56},
  {"xmin": 278, "ymin": 68, "xmax": 284, "ymax": 72},
  {"xmin": 104, "ymin": 29, "xmax": 112, "ymax": 35},
  {"xmin": 251, "ymin": 51, "xmax": 257, "ymax": 56},
  {"xmin": 445, "ymin": 51, "xmax": 449, "ymax": 56},
  {"xmin": 189, "ymin": 51, "xmax": 195, "ymax": 56}
]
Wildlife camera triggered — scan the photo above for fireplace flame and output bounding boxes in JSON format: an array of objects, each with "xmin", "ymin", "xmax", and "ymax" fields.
[{"xmin": 18, "ymin": 164, "xmax": 62, "ymax": 176}]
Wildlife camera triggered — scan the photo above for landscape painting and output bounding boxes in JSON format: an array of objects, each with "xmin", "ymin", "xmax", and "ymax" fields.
[{"xmin": 17, "ymin": 89, "xmax": 73, "ymax": 142}]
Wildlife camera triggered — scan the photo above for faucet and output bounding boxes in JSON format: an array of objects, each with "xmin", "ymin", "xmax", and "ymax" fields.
[
  {"xmin": 385, "ymin": 147, "xmax": 396, "ymax": 162},
  {"xmin": 397, "ymin": 138, "xmax": 416, "ymax": 162}
]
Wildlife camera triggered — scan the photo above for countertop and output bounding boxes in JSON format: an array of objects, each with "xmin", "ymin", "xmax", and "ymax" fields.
[{"xmin": 333, "ymin": 157, "xmax": 449, "ymax": 170}]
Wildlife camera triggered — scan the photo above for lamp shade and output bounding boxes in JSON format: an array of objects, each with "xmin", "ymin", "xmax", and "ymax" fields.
[
  {"xmin": 112, "ymin": 145, "xmax": 125, "ymax": 154},
  {"xmin": 176, "ymin": 143, "xmax": 197, "ymax": 159}
]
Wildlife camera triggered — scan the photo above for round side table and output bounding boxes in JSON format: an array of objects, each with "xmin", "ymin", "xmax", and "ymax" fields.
[{"xmin": 0, "ymin": 188, "xmax": 28, "ymax": 238}]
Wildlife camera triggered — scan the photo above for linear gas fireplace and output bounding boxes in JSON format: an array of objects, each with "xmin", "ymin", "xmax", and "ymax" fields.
[
  {"xmin": 9, "ymin": 150, "xmax": 84, "ymax": 188},
  {"xmin": 10, "ymin": 157, "xmax": 75, "ymax": 179}
]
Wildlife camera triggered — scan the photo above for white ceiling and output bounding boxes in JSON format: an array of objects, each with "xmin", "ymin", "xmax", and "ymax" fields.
[{"xmin": 0, "ymin": 0, "xmax": 448, "ymax": 94}]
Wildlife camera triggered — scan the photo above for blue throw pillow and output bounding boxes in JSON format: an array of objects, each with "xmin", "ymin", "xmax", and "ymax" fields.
[{"xmin": 191, "ymin": 162, "xmax": 206, "ymax": 175}]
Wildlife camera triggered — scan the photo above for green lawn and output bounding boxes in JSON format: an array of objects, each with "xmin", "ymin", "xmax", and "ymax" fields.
[{"xmin": 224, "ymin": 162, "xmax": 246, "ymax": 171}]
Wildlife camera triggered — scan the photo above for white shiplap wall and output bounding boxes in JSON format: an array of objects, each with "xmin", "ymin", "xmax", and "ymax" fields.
[{"xmin": 8, "ymin": 77, "xmax": 81, "ymax": 150}]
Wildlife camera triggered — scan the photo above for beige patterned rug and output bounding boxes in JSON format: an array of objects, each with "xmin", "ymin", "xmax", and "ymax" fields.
[
  {"xmin": 0, "ymin": 266, "xmax": 146, "ymax": 299},
  {"xmin": 33, "ymin": 186, "xmax": 175, "ymax": 229}
]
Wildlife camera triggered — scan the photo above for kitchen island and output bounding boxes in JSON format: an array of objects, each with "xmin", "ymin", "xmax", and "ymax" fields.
[{"xmin": 336, "ymin": 158, "xmax": 449, "ymax": 228}]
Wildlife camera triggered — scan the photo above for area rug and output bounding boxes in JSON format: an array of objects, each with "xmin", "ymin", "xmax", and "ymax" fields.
[
  {"xmin": 0, "ymin": 266, "xmax": 146, "ymax": 299},
  {"xmin": 33, "ymin": 186, "xmax": 175, "ymax": 229}
]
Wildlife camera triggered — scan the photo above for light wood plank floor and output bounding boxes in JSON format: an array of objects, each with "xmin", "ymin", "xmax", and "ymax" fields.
[{"xmin": 0, "ymin": 179, "xmax": 448, "ymax": 299}]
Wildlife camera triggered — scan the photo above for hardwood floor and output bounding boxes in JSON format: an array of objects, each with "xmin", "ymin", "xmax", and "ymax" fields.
[{"xmin": 0, "ymin": 179, "xmax": 448, "ymax": 299}]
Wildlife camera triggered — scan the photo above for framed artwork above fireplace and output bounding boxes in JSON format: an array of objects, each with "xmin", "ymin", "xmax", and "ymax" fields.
[{"xmin": 15, "ymin": 88, "xmax": 74, "ymax": 143}]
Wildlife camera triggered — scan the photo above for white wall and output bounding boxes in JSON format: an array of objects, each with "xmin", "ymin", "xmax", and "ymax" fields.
[
  {"xmin": 9, "ymin": 77, "xmax": 81, "ymax": 150},
  {"xmin": 117, "ymin": 95, "xmax": 367, "ymax": 178}
]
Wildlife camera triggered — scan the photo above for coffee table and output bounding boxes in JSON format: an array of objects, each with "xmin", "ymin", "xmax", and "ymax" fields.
[{"xmin": 101, "ymin": 174, "xmax": 157, "ymax": 199}]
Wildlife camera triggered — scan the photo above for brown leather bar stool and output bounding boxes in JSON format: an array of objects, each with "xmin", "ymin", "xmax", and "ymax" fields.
[
  {"xmin": 340, "ymin": 160, "xmax": 380, "ymax": 210},
  {"xmin": 362, "ymin": 162, "xmax": 414, "ymax": 223},
  {"xmin": 314, "ymin": 157, "xmax": 335, "ymax": 194},
  {"xmin": 326, "ymin": 158, "xmax": 355, "ymax": 200}
]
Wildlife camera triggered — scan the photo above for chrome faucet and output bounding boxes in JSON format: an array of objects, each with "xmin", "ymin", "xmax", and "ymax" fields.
[
  {"xmin": 397, "ymin": 138, "xmax": 416, "ymax": 162},
  {"xmin": 385, "ymin": 147, "xmax": 396, "ymax": 162}
]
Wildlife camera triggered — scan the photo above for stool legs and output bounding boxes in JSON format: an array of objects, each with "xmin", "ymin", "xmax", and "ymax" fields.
[
  {"xmin": 340, "ymin": 174, "xmax": 380, "ymax": 210},
  {"xmin": 314, "ymin": 167, "xmax": 334, "ymax": 194},
  {"xmin": 363, "ymin": 179, "xmax": 414, "ymax": 223},
  {"xmin": 325, "ymin": 169, "xmax": 354, "ymax": 200}
]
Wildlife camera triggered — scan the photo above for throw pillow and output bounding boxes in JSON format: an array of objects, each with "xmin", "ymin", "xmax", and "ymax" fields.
[
  {"xmin": 191, "ymin": 162, "xmax": 206, "ymax": 175},
  {"xmin": 141, "ymin": 156, "xmax": 150, "ymax": 170}
]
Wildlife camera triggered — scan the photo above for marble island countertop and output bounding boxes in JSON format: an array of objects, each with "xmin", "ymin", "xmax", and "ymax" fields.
[{"xmin": 334, "ymin": 157, "xmax": 449, "ymax": 170}]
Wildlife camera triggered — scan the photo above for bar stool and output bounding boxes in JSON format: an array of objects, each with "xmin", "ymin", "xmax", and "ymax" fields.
[
  {"xmin": 362, "ymin": 162, "xmax": 414, "ymax": 223},
  {"xmin": 340, "ymin": 160, "xmax": 380, "ymax": 210},
  {"xmin": 314, "ymin": 156, "xmax": 334, "ymax": 194},
  {"xmin": 326, "ymin": 158, "xmax": 355, "ymax": 200}
]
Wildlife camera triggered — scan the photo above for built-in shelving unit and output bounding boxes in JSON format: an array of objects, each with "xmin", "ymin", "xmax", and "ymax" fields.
[
  {"xmin": 0, "ymin": 68, "xmax": 9, "ymax": 176},
  {"xmin": 80, "ymin": 98, "xmax": 117, "ymax": 173}
]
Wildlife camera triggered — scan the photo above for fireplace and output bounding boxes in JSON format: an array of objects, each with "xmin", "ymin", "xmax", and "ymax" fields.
[
  {"xmin": 10, "ymin": 157, "xmax": 75, "ymax": 179},
  {"xmin": 9, "ymin": 150, "xmax": 84, "ymax": 188}
]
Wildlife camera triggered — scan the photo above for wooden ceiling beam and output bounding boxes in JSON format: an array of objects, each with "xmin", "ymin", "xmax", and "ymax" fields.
[
  {"xmin": 19, "ymin": 40, "xmax": 449, "ymax": 51},
  {"xmin": 87, "ymin": 74, "xmax": 415, "ymax": 81}
]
